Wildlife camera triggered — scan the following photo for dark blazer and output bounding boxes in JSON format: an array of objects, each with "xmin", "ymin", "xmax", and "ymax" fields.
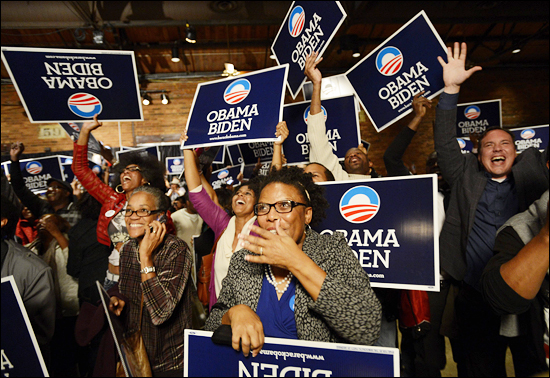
[
  {"xmin": 205, "ymin": 229, "xmax": 382, "ymax": 345},
  {"xmin": 434, "ymin": 104, "xmax": 548, "ymax": 281}
]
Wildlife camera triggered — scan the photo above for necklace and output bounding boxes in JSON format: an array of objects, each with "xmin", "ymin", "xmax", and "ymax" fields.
[{"xmin": 265, "ymin": 265, "xmax": 293, "ymax": 295}]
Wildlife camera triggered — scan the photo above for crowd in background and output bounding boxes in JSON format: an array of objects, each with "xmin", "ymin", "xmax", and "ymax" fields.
[{"xmin": 1, "ymin": 44, "xmax": 548, "ymax": 377}]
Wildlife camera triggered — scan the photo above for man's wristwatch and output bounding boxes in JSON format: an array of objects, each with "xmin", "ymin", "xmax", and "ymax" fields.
[{"xmin": 140, "ymin": 266, "xmax": 156, "ymax": 274}]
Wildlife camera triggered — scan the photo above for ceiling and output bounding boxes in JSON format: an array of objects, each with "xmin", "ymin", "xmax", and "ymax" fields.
[{"xmin": 1, "ymin": 1, "xmax": 549, "ymax": 84}]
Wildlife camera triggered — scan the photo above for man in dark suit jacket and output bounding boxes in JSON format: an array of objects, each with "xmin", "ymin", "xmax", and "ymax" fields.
[{"xmin": 435, "ymin": 42, "xmax": 549, "ymax": 376}]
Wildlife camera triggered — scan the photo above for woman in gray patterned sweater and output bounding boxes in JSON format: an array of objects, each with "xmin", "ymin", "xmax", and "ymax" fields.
[{"xmin": 205, "ymin": 166, "xmax": 382, "ymax": 357}]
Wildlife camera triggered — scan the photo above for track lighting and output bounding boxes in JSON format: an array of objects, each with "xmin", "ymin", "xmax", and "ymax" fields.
[
  {"xmin": 142, "ymin": 94, "xmax": 152, "ymax": 106},
  {"xmin": 185, "ymin": 22, "xmax": 197, "ymax": 44},
  {"xmin": 161, "ymin": 93, "xmax": 169, "ymax": 105},
  {"xmin": 171, "ymin": 46, "xmax": 180, "ymax": 62}
]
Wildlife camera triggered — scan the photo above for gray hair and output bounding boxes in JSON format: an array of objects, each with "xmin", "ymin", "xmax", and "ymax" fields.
[{"xmin": 130, "ymin": 185, "xmax": 169, "ymax": 212}]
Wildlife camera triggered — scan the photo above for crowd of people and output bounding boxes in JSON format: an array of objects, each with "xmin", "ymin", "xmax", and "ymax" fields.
[{"xmin": 1, "ymin": 44, "xmax": 548, "ymax": 377}]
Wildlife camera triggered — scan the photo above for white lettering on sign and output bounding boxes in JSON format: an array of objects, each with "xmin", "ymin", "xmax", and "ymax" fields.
[
  {"xmin": 291, "ymin": 13, "xmax": 325, "ymax": 70},
  {"xmin": 207, "ymin": 105, "xmax": 260, "ymax": 135},
  {"xmin": 378, "ymin": 62, "xmax": 429, "ymax": 110},
  {"xmin": 320, "ymin": 229, "xmax": 400, "ymax": 269},
  {"xmin": 41, "ymin": 62, "xmax": 113, "ymax": 90}
]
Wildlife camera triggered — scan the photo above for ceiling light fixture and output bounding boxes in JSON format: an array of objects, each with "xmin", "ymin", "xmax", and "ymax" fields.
[
  {"xmin": 222, "ymin": 62, "xmax": 239, "ymax": 76},
  {"xmin": 92, "ymin": 29, "xmax": 104, "ymax": 44},
  {"xmin": 352, "ymin": 50, "xmax": 361, "ymax": 58},
  {"xmin": 171, "ymin": 45, "xmax": 181, "ymax": 62},
  {"xmin": 185, "ymin": 22, "xmax": 197, "ymax": 44},
  {"xmin": 161, "ymin": 93, "xmax": 169, "ymax": 105},
  {"xmin": 512, "ymin": 48, "xmax": 521, "ymax": 54},
  {"xmin": 142, "ymin": 93, "xmax": 152, "ymax": 106}
]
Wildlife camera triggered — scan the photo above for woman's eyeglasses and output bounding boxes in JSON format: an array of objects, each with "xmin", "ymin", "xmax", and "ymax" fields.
[
  {"xmin": 254, "ymin": 200, "xmax": 307, "ymax": 216},
  {"xmin": 122, "ymin": 209, "xmax": 162, "ymax": 217},
  {"xmin": 122, "ymin": 166, "xmax": 141, "ymax": 173}
]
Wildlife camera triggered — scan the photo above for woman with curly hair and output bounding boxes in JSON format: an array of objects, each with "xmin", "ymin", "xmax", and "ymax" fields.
[
  {"xmin": 205, "ymin": 166, "xmax": 382, "ymax": 356},
  {"xmin": 72, "ymin": 114, "xmax": 170, "ymax": 290}
]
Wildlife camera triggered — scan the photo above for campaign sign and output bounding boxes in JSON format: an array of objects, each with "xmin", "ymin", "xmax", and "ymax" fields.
[
  {"xmin": 183, "ymin": 65, "xmax": 288, "ymax": 149},
  {"xmin": 510, "ymin": 124, "xmax": 549, "ymax": 153},
  {"xmin": 236, "ymin": 141, "xmax": 277, "ymax": 165},
  {"xmin": 283, "ymin": 95, "xmax": 360, "ymax": 164},
  {"xmin": 62, "ymin": 160, "xmax": 102, "ymax": 183},
  {"xmin": 166, "ymin": 157, "xmax": 184, "ymax": 175},
  {"xmin": 1, "ymin": 276, "xmax": 49, "ymax": 377},
  {"xmin": 184, "ymin": 330, "xmax": 399, "ymax": 377},
  {"xmin": 271, "ymin": 1, "xmax": 347, "ymax": 98},
  {"xmin": 5, "ymin": 156, "xmax": 64, "ymax": 194},
  {"xmin": 456, "ymin": 137, "xmax": 474, "ymax": 154},
  {"xmin": 456, "ymin": 99, "xmax": 502, "ymax": 138},
  {"xmin": 314, "ymin": 175, "xmax": 439, "ymax": 291},
  {"xmin": 116, "ymin": 146, "xmax": 160, "ymax": 161},
  {"xmin": 345, "ymin": 11, "xmax": 447, "ymax": 132},
  {"xmin": 210, "ymin": 165, "xmax": 242, "ymax": 190},
  {"xmin": 59, "ymin": 121, "xmax": 103, "ymax": 154},
  {"xmin": 227, "ymin": 144, "xmax": 244, "ymax": 166},
  {"xmin": 1, "ymin": 47, "xmax": 143, "ymax": 123}
]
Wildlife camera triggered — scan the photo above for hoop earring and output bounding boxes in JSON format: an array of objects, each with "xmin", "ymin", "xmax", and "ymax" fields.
[{"xmin": 115, "ymin": 184, "xmax": 124, "ymax": 193}]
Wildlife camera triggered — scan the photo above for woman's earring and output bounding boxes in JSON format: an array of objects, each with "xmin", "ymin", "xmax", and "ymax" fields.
[{"xmin": 115, "ymin": 184, "xmax": 124, "ymax": 193}]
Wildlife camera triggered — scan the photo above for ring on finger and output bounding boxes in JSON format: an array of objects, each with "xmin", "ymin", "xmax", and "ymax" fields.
[{"xmin": 260, "ymin": 247, "xmax": 263, "ymax": 255}]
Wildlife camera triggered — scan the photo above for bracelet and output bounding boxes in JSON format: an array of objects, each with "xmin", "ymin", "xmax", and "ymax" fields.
[{"xmin": 140, "ymin": 266, "xmax": 156, "ymax": 274}]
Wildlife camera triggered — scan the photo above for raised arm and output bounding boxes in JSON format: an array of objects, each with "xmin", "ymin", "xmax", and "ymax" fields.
[
  {"xmin": 434, "ymin": 42, "xmax": 482, "ymax": 186},
  {"xmin": 270, "ymin": 121, "xmax": 289, "ymax": 172},
  {"xmin": 384, "ymin": 92, "xmax": 432, "ymax": 177}
]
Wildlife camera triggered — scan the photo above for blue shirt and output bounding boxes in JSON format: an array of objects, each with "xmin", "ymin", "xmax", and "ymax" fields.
[
  {"xmin": 256, "ymin": 272, "xmax": 298, "ymax": 339},
  {"xmin": 465, "ymin": 173, "xmax": 518, "ymax": 290}
]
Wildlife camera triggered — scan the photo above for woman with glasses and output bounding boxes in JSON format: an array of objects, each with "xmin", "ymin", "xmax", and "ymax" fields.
[
  {"xmin": 108, "ymin": 186, "xmax": 193, "ymax": 377},
  {"xmin": 72, "ymin": 114, "xmax": 168, "ymax": 290},
  {"xmin": 205, "ymin": 166, "xmax": 382, "ymax": 356},
  {"xmin": 181, "ymin": 137, "xmax": 261, "ymax": 311}
]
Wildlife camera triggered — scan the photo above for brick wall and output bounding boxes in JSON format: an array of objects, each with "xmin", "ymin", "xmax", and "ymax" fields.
[{"xmin": 2, "ymin": 68, "xmax": 548, "ymax": 175}]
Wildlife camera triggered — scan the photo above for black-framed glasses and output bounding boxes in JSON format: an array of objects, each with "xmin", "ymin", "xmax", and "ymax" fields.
[
  {"xmin": 254, "ymin": 200, "xmax": 308, "ymax": 216},
  {"xmin": 122, "ymin": 209, "xmax": 162, "ymax": 217},
  {"xmin": 122, "ymin": 166, "xmax": 141, "ymax": 173}
]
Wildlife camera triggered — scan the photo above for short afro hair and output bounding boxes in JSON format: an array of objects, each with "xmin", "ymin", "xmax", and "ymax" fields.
[
  {"xmin": 112, "ymin": 151, "xmax": 166, "ymax": 192},
  {"xmin": 258, "ymin": 166, "xmax": 329, "ymax": 227}
]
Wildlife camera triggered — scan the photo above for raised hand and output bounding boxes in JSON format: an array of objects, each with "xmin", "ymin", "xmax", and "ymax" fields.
[
  {"xmin": 304, "ymin": 51, "xmax": 323, "ymax": 85},
  {"xmin": 274, "ymin": 121, "xmax": 289, "ymax": 146},
  {"xmin": 437, "ymin": 42, "xmax": 482, "ymax": 94},
  {"xmin": 10, "ymin": 142, "xmax": 25, "ymax": 161}
]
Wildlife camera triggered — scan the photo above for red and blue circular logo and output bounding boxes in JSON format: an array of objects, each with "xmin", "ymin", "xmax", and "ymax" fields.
[
  {"xmin": 520, "ymin": 129, "xmax": 535, "ymax": 139},
  {"xmin": 224, "ymin": 79, "xmax": 251, "ymax": 105},
  {"xmin": 376, "ymin": 47, "xmax": 403, "ymax": 76},
  {"xmin": 339, "ymin": 186, "xmax": 380, "ymax": 223},
  {"xmin": 68, "ymin": 93, "xmax": 102, "ymax": 118},
  {"xmin": 173, "ymin": 159, "xmax": 182, "ymax": 166},
  {"xmin": 464, "ymin": 105, "xmax": 480, "ymax": 120},
  {"xmin": 26, "ymin": 161, "xmax": 43, "ymax": 175},
  {"xmin": 303, "ymin": 105, "xmax": 327, "ymax": 124},
  {"xmin": 288, "ymin": 6, "xmax": 305, "ymax": 37},
  {"xmin": 218, "ymin": 169, "xmax": 229, "ymax": 179}
]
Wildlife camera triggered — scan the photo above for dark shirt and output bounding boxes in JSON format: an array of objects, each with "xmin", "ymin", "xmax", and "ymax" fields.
[
  {"xmin": 464, "ymin": 173, "xmax": 518, "ymax": 290},
  {"xmin": 256, "ymin": 274, "xmax": 298, "ymax": 339}
]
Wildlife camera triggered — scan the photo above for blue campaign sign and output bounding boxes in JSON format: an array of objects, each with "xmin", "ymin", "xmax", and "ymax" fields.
[
  {"xmin": 283, "ymin": 95, "xmax": 360, "ymax": 164},
  {"xmin": 1, "ymin": 47, "xmax": 143, "ymax": 123},
  {"xmin": 183, "ymin": 65, "xmax": 289, "ymax": 149},
  {"xmin": 237, "ymin": 142, "xmax": 276, "ymax": 165},
  {"xmin": 1, "ymin": 276, "xmax": 49, "ymax": 377},
  {"xmin": 5, "ymin": 156, "xmax": 65, "ymax": 194},
  {"xmin": 346, "ymin": 11, "xmax": 447, "ymax": 132},
  {"xmin": 59, "ymin": 121, "xmax": 103, "ymax": 154},
  {"xmin": 227, "ymin": 144, "xmax": 244, "ymax": 166},
  {"xmin": 456, "ymin": 99, "xmax": 502, "ymax": 138},
  {"xmin": 184, "ymin": 330, "xmax": 399, "ymax": 377},
  {"xmin": 314, "ymin": 175, "xmax": 439, "ymax": 291},
  {"xmin": 166, "ymin": 157, "xmax": 184, "ymax": 175},
  {"xmin": 116, "ymin": 146, "xmax": 160, "ymax": 161},
  {"xmin": 210, "ymin": 165, "xmax": 243, "ymax": 190},
  {"xmin": 271, "ymin": 1, "xmax": 347, "ymax": 98},
  {"xmin": 510, "ymin": 124, "xmax": 549, "ymax": 153},
  {"xmin": 214, "ymin": 145, "xmax": 225, "ymax": 165},
  {"xmin": 457, "ymin": 137, "xmax": 474, "ymax": 154}
]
